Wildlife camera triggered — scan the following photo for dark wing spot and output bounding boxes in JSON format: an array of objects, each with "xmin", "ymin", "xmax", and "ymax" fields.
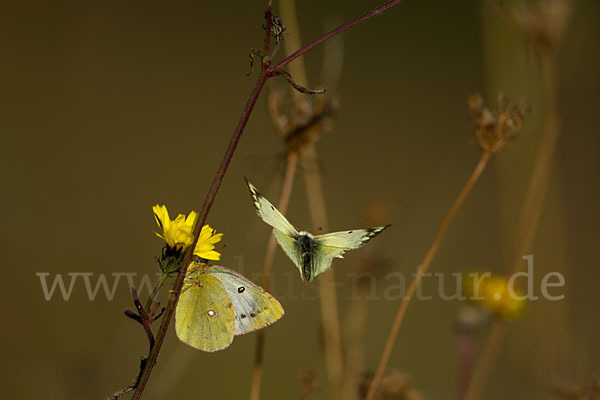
[
  {"xmin": 238, "ymin": 286, "xmax": 245, "ymax": 293},
  {"xmin": 348, "ymin": 231, "xmax": 353, "ymax": 234},
  {"xmin": 240, "ymin": 314, "xmax": 247, "ymax": 319},
  {"xmin": 250, "ymin": 313, "xmax": 256, "ymax": 318},
  {"xmin": 270, "ymin": 205, "xmax": 275, "ymax": 211}
]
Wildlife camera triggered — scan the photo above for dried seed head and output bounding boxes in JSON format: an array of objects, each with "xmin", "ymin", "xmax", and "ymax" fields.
[
  {"xmin": 298, "ymin": 368, "xmax": 320, "ymax": 398},
  {"xmin": 468, "ymin": 93, "xmax": 528, "ymax": 155},
  {"xmin": 506, "ymin": 0, "xmax": 571, "ymax": 52},
  {"xmin": 356, "ymin": 198, "xmax": 393, "ymax": 281},
  {"xmin": 555, "ymin": 378, "xmax": 600, "ymax": 400},
  {"xmin": 359, "ymin": 370, "xmax": 423, "ymax": 400}
]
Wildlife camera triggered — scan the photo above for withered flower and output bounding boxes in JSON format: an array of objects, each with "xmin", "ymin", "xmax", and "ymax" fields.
[{"xmin": 468, "ymin": 94, "xmax": 528, "ymax": 155}]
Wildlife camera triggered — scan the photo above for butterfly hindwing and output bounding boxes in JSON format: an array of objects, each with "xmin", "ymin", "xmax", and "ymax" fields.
[
  {"xmin": 272, "ymin": 228, "xmax": 303, "ymax": 276},
  {"xmin": 310, "ymin": 226, "xmax": 390, "ymax": 279},
  {"xmin": 175, "ymin": 272, "xmax": 235, "ymax": 352},
  {"xmin": 311, "ymin": 245, "xmax": 346, "ymax": 278},
  {"xmin": 204, "ymin": 266, "xmax": 284, "ymax": 335},
  {"xmin": 245, "ymin": 178, "xmax": 299, "ymax": 236}
]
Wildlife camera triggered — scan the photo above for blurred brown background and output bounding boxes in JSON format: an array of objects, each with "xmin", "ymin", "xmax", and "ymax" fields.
[{"xmin": 1, "ymin": 0, "xmax": 599, "ymax": 399}]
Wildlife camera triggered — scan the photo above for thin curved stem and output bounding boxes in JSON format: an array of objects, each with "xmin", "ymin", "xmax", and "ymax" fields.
[
  {"xmin": 462, "ymin": 320, "xmax": 508, "ymax": 400},
  {"xmin": 301, "ymin": 143, "xmax": 345, "ymax": 400},
  {"xmin": 365, "ymin": 151, "xmax": 492, "ymax": 400},
  {"xmin": 145, "ymin": 273, "xmax": 168, "ymax": 313},
  {"xmin": 274, "ymin": 0, "xmax": 404, "ymax": 70},
  {"xmin": 463, "ymin": 48, "xmax": 563, "ymax": 400},
  {"xmin": 249, "ymin": 151, "xmax": 299, "ymax": 400}
]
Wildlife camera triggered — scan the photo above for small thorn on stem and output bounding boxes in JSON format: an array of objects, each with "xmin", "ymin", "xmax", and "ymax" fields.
[{"xmin": 275, "ymin": 70, "xmax": 327, "ymax": 95}]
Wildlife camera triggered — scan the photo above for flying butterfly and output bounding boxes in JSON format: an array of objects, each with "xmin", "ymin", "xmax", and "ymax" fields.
[
  {"xmin": 245, "ymin": 178, "xmax": 390, "ymax": 282},
  {"xmin": 175, "ymin": 262, "xmax": 284, "ymax": 352}
]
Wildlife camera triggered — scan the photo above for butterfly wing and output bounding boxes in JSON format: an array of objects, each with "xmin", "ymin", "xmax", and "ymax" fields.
[
  {"xmin": 205, "ymin": 265, "xmax": 284, "ymax": 335},
  {"xmin": 312, "ymin": 225, "xmax": 390, "ymax": 278},
  {"xmin": 272, "ymin": 228, "xmax": 303, "ymax": 277},
  {"xmin": 245, "ymin": 178, "xmax": 299, "ymax": 236},
  {"xmin": 315, "ymin": 225, "xmax": 390, "ymax": 251},
  {"xmin": 175, "ymin": 272, "xmax": 236, "ymax": 352}
]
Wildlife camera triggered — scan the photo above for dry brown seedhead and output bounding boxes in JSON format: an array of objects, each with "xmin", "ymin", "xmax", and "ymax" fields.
[
  {"xmin": 556, "ymin": 379, "xmax": 600, "ymax": 400},
  {"xmin": 468, "ymin": 93, "xmax": 528, "ymax": 155},
  {"xmin": 504, "ymin": 0, "xmax": 571, "ymax": 52},
  {"xmin": 356, "ymin": 198, "xmax": 393, "ymax": 280},
  {"xmin": 299, "ymin": 368, "xmax": 320, "ymax": 399},
  {"xmin": 267, "ymin": 87, "xmax": 339, "ymax": 155},
  {"xmin": 359, "ymin": 370, "xmax": 423, "ymax": 400}
]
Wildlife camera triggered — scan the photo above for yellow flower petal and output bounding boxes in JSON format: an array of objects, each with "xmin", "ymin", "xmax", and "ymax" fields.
[
  {"xmin": 193, "ymin": 225, "xmax": 223, "ymax": 260},
  {"xmin": 197, "ymin": 250, "xmax": 221, "ymax": 261},
  {"xmin": 153, "ymin": 205, "xmax": 198, "ymax": 250}
]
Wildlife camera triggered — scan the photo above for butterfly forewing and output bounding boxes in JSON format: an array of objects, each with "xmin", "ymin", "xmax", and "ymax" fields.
[
  {"xmin": 246, "ymin": 178, "xmax": 299, "ymax": 236},
  {"xmin": 175, "ymin": 273, "xmax": 235, "ymax": 352},
  {"xmin": 314, "ymin": 226, "xmax": 390, "ymax": 250}
]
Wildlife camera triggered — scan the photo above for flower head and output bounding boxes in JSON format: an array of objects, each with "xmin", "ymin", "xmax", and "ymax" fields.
[
  {"xmin": 153, "ymin": 205, "xmax": 223, "ymax": 272},
  {"xmin": 153, "ymin": 204, "xmax": 197, "ymax": 250},
  {"xmin": 468, "ymin": 94, "xmax": 528, "ymax": 155},
  {"xmin": 463, "ymin": 272, "xmax": 526, "ymax": 321}
]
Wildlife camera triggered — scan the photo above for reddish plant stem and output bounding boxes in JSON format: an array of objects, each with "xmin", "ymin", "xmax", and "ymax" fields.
[
  {"xmin": 457, "ymin": 327, "xmax": 476, "ymax": 400},
  {"xmin": 131, "ymin": 70, "xmax": 269, "ymax": 400},
  {"xmin": 274, "ymin": 0, "xmax": 404, "ymax": 70},
  {"xmin": 462, "ymin": 320, "xmax": 509, "ymax": 400},
  {"xmin": 264, "ymin": 6, "xmax": 273, "ymax": 56},
  {"xmin": 365, "ymin": 151, "xmax": 492, "ymax": 400}
]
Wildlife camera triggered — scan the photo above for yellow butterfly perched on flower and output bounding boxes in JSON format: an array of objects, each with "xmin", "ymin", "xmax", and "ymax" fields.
[
  {"xmin": 175, "ymin": 262, "xmax": 284, "ymax": 352},
  {"xmin": 152, "ymin": 204, "xmax": 284, "ymax": 352}
]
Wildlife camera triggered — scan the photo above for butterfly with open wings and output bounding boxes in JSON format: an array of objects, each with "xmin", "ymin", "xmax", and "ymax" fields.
[{"xmin": 246, "ymin": 178, "xmax": 390, "ymax": 282}]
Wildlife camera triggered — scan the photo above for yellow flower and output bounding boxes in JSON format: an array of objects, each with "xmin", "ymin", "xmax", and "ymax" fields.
[
  {"xmin": 153, "ymin": 204, "xmax": 223, "ymax": 260},
  {"xmin": 463, "ymin": 272, "xmax": 526, "ymax": 321},
  {"xmin": 194, "ymin": 224, "xmax": 223, "ymax": 260},
  {"xmin": 153, "ymin": 204, "xmax": 198, "ymax": 250}
]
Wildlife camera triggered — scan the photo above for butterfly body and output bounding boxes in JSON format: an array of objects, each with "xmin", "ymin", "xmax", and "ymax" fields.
[
  {"xmin": 246, "ymin": 179, "xmax": 390, "ymax": 282},
  {"xmin": 297, "ymin": 231, "xmax": 316, "ymax": 281}
]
